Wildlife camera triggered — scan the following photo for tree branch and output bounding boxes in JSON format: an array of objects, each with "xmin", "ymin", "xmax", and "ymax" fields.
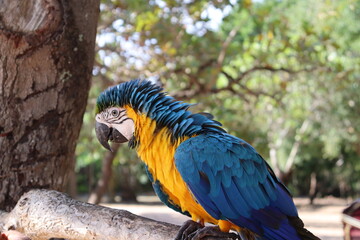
[
  {"xmin": 222, "ymin": 65, "xmax": 315, "ymax": 84},
  {"xmin": 205, "ymin": 26, "xmax": 241, "ymax": 91},
  {"xmin": 217, "ymin": 26, "xmax": 240, "ymax": 67},
  {"xmin": 284, "ymin": 118, "xmax": 311, "ymax": 173},
  {"xmin": 170, "ymin": 64, "xmax": 319, "ymax": 102},
  {"xmin": 0, "ymin": 190, "xmax": 179, "ymax": 240}
]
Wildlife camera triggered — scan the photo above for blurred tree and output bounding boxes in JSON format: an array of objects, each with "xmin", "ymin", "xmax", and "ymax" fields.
[{"xmin": 77, "ymin": 0, "xmax": 360, "ymax": 201}]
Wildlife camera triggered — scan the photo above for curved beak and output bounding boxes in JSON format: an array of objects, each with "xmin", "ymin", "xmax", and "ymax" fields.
[
  {"xmin": 95, "ymin": 121, "xmax": 130, "ymax": 152},
  {"xmin": 95, "ymin": 121, "xmax": 112, "ymax": 151}
]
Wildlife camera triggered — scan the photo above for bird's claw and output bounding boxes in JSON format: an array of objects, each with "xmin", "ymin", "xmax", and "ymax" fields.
[
  {"xmin": 175, "ymin": 220, "xmax": 239, "ymax": 240},
  {"xmin": 189, "ymin": 226, "xmax": 239, "ymax": 240},
  {"xmin": 175, "ymin": 220, "xmax": 203, "ymax": 240}
]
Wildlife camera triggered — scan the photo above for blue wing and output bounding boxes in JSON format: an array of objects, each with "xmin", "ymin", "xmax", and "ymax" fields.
[{"xmin": 175, "ymin": 133, "xmax": 303, "ymax": 240}]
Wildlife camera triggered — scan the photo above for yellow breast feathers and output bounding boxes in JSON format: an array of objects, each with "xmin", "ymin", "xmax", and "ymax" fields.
[{"xmin": 124, "ymin": 106, "xmax": 218, "ymax": 224}]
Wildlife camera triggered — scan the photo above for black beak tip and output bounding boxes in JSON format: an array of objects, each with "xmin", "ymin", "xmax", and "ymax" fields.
[{"xmin": 95, "ymin": 121, "xmax": 112, "ymax": 152}]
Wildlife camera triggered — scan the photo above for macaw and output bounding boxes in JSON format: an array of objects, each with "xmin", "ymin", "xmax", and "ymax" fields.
[{"xmin": 95, "ymin": 79, "xmax": 319, "ymax": 240}]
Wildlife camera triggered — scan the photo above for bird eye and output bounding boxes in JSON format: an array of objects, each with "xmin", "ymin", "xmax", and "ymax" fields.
[{"xmin": 111, "ymin": 109, "xmax": 119, "ymax": 117}]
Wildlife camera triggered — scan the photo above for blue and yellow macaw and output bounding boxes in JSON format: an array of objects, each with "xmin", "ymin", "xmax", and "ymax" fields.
[{"xmin": 95, "ymin": 80, "xmax": 319, "ymax": 240}]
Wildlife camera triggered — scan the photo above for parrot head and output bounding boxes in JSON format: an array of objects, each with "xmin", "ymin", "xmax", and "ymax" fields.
[
  {"xmin": 95, "ymin": 106, "xmax": 134, "ymax": 151},
  {"xmin": 94, "ymin": 79, "xmax": 162, "ymax": 151},
  {"xmin": 95, "ymin": 79, "xmax": 225, "ymax": 151}
]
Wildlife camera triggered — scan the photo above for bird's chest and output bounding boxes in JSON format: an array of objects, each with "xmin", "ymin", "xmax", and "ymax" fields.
[
  {"xmin": 137, "ymin": 132, "xmax": 184, "ymax": 197},
  {"xmin": 136, "ymin": 133, "xmax": 213, "ymax": 221}
]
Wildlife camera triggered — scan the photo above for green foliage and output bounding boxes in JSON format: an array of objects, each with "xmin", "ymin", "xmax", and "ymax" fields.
[{"xmin": 76, "ymin": 0, "xmax": 360, "ymax": 199}]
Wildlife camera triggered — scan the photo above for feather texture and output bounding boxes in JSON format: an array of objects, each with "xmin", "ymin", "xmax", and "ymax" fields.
[
  {"xmin": 96, "ymin": 80, "xmax": 224, "ymax": 144},
  {"xmin": 175, "ymin": 133, "xmax": 318, "ymax": 240},
  {"xmin": 96, "ymin": 79, "xmax": 320, "ymax": 240}
]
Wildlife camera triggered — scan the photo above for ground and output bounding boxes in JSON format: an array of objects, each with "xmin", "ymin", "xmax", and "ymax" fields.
[{"xmin": 103, "ymin": 195, "xmax": 351, "ymax": 240}]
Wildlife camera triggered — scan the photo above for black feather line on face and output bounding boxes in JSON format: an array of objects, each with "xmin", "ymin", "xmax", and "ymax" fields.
[{"xmin": 128, "ymin": 136, "xmax": 138, "ymax": 149}]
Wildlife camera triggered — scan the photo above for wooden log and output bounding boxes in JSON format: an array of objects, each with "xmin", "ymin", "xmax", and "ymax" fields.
[{"xmin": 0, "ymin": 189, "xmax": 179, "ymax": 240}]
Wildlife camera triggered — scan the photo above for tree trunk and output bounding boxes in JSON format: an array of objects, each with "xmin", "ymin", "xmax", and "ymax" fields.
[
  {"xmin": 66, "ymin": 157, "xmax": 78, "ymax": 198},
  {"xmin": 119, "ymin": 165, "xmax": 138, "ymax": 203},
  {"xmin": 309, "ymin": 172, "xmax": 317, "ymax": 205},
  {"xmin": 278, "ymin": 169, "xmax": 293, "ymax": 186},
  {"xmin": 0, "ymin": 189, "xmax": 180, "ymax": 240},
  {"xmin": 0, "ymin": 0, "xmax": 100, "ymax": 210},
  {"xmin": 88, "ymin": 144, "xmax": 120, "ymax": 204}
]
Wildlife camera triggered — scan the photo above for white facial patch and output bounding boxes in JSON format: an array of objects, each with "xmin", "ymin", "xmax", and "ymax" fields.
[
  {"xmin": 112, "ymin": 118, "xmax": 134, "ymax": 140},
  {"xmin": 96, "ymin": 107, "xmax": 135, "ymax": 141}
]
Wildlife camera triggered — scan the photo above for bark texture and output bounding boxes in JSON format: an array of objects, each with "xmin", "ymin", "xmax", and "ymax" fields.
[
  {"xmin": 0, "ymin": 189, "xmax": 179, "ymax": 240},
  {"xmin": 0, "ymin": 0, "xmax": 100, "ymax": 210}
]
